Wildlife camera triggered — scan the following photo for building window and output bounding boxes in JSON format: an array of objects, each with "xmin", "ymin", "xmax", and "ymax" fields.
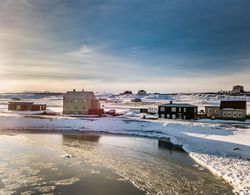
[
  {"xmin": 194, "ymin": 108, "xmax": 197, "ymax": 112},
  {"xmin": 215, "ymin": 109, "xmax": 218, "ymax": 113},
  {"xmin": 227, "ymin": 112, "xmax": 231, "ymax": 117},
  {"xmin": 183, "ymin": 108, "xmax": 186, "ymax": 112},
  {"xmin": 161, "ymin": 114, "xmax": 165, "ymax": 119},
  {"xmin": 183, "ymin": 115, "xmax": 186, "ymax": 120},
  {"xmin": 208, "ymin": 109, "xmax": 211, "ymax": 113},
  {"xmin": 167, "ymin": 114, "xmax": 170, "ymax": 119},
  {"xmin": 171, "ymin": 107, "xmax": 176, "ymax": 112},
  {"xmin": 172, "ymin": 114, "xmax": 176, "ymax": 119},
  {"xmin": 160, "ymin": 107, "xmax": 165, "ymax": 112},
  {"xmin": 83, "ymin": 99, "xmax": 85, "ymax": 103},
  {"xmin": 233, "ymin": 112, "xmax": 237, "ymax": 117},
  {"xmin": 238, "ymin": 112, "xmax": 242, "ymax": 117},
  {"xmin": 223, "ymin": 112, "xmax": 227, "ymax": 117},
  {"xmin": 17, "ymin": 105, "xmax": 21, "ymax": 110},
  {"xmin": 179, "ymin": 107, "xmax": 181, "ymax": 112}
]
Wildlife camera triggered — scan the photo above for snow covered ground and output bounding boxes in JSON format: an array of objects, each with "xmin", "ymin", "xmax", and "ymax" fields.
[
  {"xmin": 0, "ymin": 92, "xmax": 250, "ymax": 194},
  {"xmin": 1, "ymin": 92, "xmax": 249, "ymax": 114}
]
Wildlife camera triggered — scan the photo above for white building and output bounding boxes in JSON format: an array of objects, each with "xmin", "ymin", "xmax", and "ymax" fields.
[
  {"xmin": 220, "ymin": 100, "xmax": 247, "ymax": 121},
  {"xmin": 63, "ymin": 89, "xmax": 102, "ymax": 115}
]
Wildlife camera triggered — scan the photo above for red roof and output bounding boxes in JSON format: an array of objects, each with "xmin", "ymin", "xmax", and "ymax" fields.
[{"xmin": 220, "ymin": 101, "xmax": 246, "ymax": 110}]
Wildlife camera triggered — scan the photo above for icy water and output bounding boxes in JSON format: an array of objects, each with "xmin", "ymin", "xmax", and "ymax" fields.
[{"xmin": 0, "ymin": 131, "xmax": 233, "ymax": 195}]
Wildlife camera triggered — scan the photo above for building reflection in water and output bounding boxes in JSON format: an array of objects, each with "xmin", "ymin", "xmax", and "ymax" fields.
[{"xmin": 62, "ymin": 133, "xmax": 101, "ymax": 147}]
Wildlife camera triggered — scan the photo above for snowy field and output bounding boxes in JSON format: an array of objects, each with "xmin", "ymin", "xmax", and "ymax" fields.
[
  {"xmin": 0, "ymin": 92, "xmax": 250, "ymax": 194},
  {"xmin": 1, "ymin": 92, "xmax": 250, "ymax": 114}
]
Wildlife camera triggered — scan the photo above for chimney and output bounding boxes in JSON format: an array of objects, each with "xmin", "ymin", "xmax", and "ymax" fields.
[
  {"xmin": 170, "ymin": 101, "xmax": 173, "ymax": 104},
  {"xmin": 73, "ymin": 89, "xmax": 76, "ymax": 92}
]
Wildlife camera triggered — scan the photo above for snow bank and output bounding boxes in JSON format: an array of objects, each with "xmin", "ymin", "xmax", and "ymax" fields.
[
  {"xmin": 0, "ymin": 115, "xmax": 249, "ymax": 194},
  {"xmin": 0, "ymin": 92, "xmax": 250, "ymax": 194}
]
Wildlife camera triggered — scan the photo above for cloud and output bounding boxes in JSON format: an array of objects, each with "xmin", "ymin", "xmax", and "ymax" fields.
[
  {"xmin": 0, "ymin": 0, "xmax": 250, "ymax": 92},
  {"xmin": 69, "ymin": 45, "xmax": 94, "ymax": 56}
]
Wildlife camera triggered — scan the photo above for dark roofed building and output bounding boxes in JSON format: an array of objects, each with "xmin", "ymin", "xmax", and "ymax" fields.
[
  {"xmin": 220, "ymin": 100, "xmax": 247, "ymax": 120},
  {"xmin": 158, "ymin": 102, "xmax": 198, "ymax": 120}
]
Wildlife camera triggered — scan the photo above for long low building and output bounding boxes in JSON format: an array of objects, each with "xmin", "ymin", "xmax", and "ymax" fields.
[
  {"xmin": 158, "ymin": 102, "xmax": 198, "ymax": 120},
  {"xmin": 8, "ymin": 101, "xmax": 47, "ymax": 111}
]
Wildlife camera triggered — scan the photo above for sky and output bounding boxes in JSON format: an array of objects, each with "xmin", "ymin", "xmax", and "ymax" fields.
[{"xmin": 0, "ymin": 0, "xmax": 250, "ymax": 93}]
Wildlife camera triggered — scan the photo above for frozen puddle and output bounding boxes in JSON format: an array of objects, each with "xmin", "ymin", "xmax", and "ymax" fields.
[{"xmin": 0, "ymin": 131, "xmax": 233, "ymax": 195}]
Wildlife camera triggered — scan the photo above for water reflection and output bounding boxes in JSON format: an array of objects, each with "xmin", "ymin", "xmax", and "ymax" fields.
[
  {"xmin": 0, "ymin": 133, "xmax": 145, "ymax": 195},
  {"xmin": 63, "ymin": 134, "xmax": 101, "ymax": 143},
  {"xmin": 0, "ymin": 132, "xmax": 234, "ymax": 195}
]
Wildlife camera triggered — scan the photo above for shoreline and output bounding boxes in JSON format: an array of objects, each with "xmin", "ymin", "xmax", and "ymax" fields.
[
  {"xmin": 0, "ymin": 115, "xmax": 249, "ymax": 194},
  {"xmin": 0, "ymin": 130, "xmax": 233, "ymax": 194},
  {"xmin": 0, "ymin": 127, "xmax": 240, "ymax": 194}
]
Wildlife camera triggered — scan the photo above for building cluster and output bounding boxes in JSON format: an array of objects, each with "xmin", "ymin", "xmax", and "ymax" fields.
[
  {"xmin": 218, "ymin": 85, "xmax": 250, "ymax": 96},
  {"xmin": 119, "ymin": 90, "xmax": 147, "ymax": 96},
  {"xmin": 157, "ymin": 100, "xmax": 247, "ymax": 121},
  {"xmin": 8, "ymin": 89, "xmax": 103, "ymax": 116},
  {"xmin": 205, "ymin": 100, "xmax": 246, "ymax": 120},
  {"xmin": 6, "ymin": 88, "xmax": 248, "ymax": 121}
]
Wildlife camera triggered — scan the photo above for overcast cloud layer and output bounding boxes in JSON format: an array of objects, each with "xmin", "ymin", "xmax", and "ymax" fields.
[{"xmin": 0, "ymin": 0, "xmax": 250, "ymax": 92}]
